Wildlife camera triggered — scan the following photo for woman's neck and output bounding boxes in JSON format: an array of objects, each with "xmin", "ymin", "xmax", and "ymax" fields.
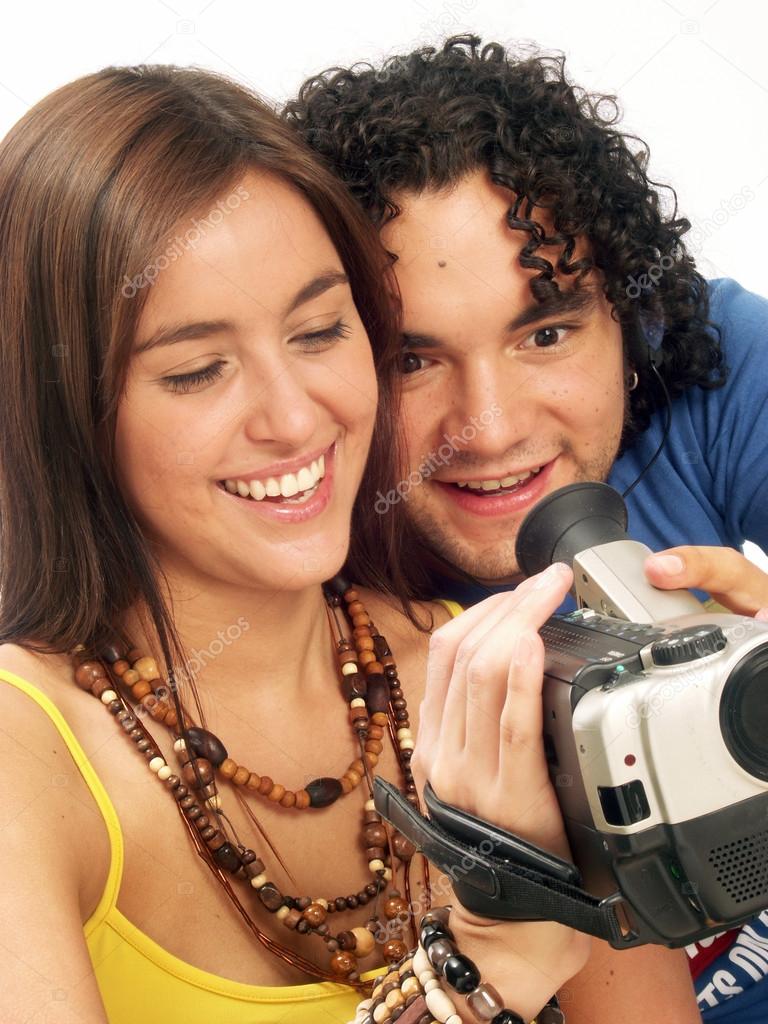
[{"xmin": 120, "ymin": 574, "xmax": 339, "ymax": 710}]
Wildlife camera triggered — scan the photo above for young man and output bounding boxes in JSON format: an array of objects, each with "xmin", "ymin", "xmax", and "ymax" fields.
[{"xmin": 285, "ymin": 34, "xmax": 768, "ymax": 1022}]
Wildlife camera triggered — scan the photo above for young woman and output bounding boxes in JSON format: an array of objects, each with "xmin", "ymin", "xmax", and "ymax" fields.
[{"xmin": 0, "ymin": 64, "xmax": 695, "ymax": 1024}]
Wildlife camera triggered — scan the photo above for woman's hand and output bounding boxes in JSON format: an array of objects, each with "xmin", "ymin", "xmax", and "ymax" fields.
[
  {"xmin": 412, "ymin": 562, "xmax": 592, "ymax": 1015},
  {"xmin": 645, "ymin": 545, "xmax": 768, "ymax": 618}
]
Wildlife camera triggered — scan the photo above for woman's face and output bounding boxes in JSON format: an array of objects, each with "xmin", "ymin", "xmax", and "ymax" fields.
[{"xmin": 115, "ymin": 170, "xmax": 377, "ymax": 594}]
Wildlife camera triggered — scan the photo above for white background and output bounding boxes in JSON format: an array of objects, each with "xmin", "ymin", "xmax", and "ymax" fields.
[{"xmin": 2, "ymin": 0, "xmax": 766, "ymax": 568}]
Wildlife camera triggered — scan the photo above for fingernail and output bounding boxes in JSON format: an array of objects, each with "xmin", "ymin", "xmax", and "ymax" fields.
[
  {"xmin": 756, "ymin": 608, "xmax": 768, "ymax": 622},
  {"xmin": 533, "ymin": 562, "xmax": 570, "ymax": 590},
  {"xmin": 647, "ymin": 554, "xmax": 685, "ymax": 576}
]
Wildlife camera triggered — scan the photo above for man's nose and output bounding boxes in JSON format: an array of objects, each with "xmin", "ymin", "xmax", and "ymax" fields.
[{"xmin": 438, "ymin": 362, "xmax": 534, "ymax": 460}]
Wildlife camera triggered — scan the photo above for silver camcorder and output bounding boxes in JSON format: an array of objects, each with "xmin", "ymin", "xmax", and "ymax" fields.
[{"xmin": 514, "ymin": 482, "xmax": 768, "ymax": 947}]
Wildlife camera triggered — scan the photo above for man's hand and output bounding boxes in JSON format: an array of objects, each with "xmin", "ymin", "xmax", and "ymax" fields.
[{"xmin": 645, "ymin": 545, "xmax": 768, "ymax": 619}]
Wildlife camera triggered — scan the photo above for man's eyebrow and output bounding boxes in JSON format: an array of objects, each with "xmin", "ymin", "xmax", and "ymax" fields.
[
  {"xmin": 507, "ymin": 285, "xmax": 598, "ymax": 331},
  {"xmin": 134, "ymin": 270, "xmax": 350, "ymax": 355},
  {"xmin": 401, "ymin": 285, "xmax": 598, "ymax": 350}
]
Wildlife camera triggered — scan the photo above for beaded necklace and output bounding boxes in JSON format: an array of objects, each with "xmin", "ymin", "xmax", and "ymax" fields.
[{"xmin": 70, "ymin": 576, "xmax": 430, "ymax": 990}]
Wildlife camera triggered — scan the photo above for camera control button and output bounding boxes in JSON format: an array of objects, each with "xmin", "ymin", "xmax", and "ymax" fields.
[
  {"xmin": 650, "ymin": 625, "xmax": 727, "ymax": 666},
  {"xmin": 598, "ymin": 779, "xmax": 651, "ymax": 826}
]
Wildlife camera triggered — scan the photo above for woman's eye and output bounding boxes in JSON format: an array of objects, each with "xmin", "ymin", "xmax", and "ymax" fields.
[
  {"xmin": 162, "ymin": 360, "xmax": 226, "ymax": 394},
  {"xmin": 399, "ymin": 351, "xmax": 431, "ymax": 374},
  {"xmin": 294, "ymin": 319, "xmax": 352, "ymax": 349}
]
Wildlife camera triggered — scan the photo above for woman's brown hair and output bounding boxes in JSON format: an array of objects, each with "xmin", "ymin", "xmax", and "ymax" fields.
[
  {"xmin": 0, "ymin": 63, "xmax": 433, "ymax": 652},
  {"xmin": 0, "ymin": 64, "xmax": 430, "ymax": 981}
]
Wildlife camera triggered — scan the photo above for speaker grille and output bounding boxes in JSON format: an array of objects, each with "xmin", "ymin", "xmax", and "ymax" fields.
[{"xmin": 709, "ymin": 829, "xmax": 768, "ymax": 903}]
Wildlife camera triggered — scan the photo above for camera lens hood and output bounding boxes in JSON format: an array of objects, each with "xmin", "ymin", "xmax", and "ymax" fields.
[{"xmin": 515, "ymin": 481, "xmax": 629, "ymax": 577}]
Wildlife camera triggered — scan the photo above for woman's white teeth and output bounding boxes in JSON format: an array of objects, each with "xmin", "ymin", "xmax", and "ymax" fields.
[
  {"xmin": 457, "ymin": 467, "xmax": 542, "ymax": 491},
  {"xmin": 224, "ymin": 453, "xmax": 326, "ymax": 502}
]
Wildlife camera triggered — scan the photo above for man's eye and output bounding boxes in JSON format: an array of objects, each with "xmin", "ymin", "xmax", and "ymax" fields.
[
  {"xmin": 162, "ymin": 360, "xmax": 226, "ymax": 394},
  {"xmin": 522, "ymin": 325, "xmax": 571, "ymax": 350},
  {"xmin": 400, "ymin": 351, "xmax": 430, "ymax": 374}
]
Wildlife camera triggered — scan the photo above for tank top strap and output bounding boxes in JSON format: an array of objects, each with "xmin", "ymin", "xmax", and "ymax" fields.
[
  {"xmin": 0, "ymin": 668, "xmax": 123, "ymax": 935},
  {"xmin": 434, "ymin": 598, "xmax": 464, "ymax": 619}
]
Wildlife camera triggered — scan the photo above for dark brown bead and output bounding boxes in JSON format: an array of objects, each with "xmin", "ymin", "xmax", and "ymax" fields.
[
  {"xmin": 366, "ymin": 677, "xmax": 390, "ymax": 715},
  {"xmin": 181, "ymin": 758, "xmax": 214, "ymax": 789},
  {"xmin": 185, "ymin": 806, "xmax": 201, "ymax": 820},
  {"xmin": 335, "ymin": 896, "xmax": 347, "ymax": 912},
  {"xmin": 337, "ymin": 930, "xmax": 357, "ymax": 950},
  {"xmin": 302, "ymin": 902, "xmax": 327, "ymax": 927},
  {"xmin": 389, "ymin": 688, "xmax": 403, "ymax": 700},
  {"xmin": 179, "ymin": 795, "xmax": 196, "ymax": 809},
  {"xmin": 241, "ymin": 850, "xmax": 257, "ymax": 865},
  {"xmin": 345, "ymin": 895, "xmax": 358, "ymax": 909},
  {"xmin": 174, "ymin": 785, "xmax": 189, "ymax": 800},
  {"xmin": 363, "ymin": 824, "xmax": 387, "ymax": 848},
  {"xmin": 213, "ymin": 841, "xmax": 242, "ymax": 874},
  {"xmin": 395, "ymin": 710, "xmax": 409, "ymax": 723},
  {"xmin": 373, "ymin": 636, "xmax": 391, "ymax": 659},
  {"xmin": 129, "ymin": 728, "xmax": 143, "ymax": 741},
  {"xmin": 306, "ymin": 777, "xmax": 343, "ymax": 808},
  {"xmin": 365, "ymin": 883, "xmax": 379, "ymax": 897},
  {"xmin": 137, "ymin": 739, "xmax": 150, "ymax": 752},
  {"xmin": 244, "ymin": 858, "xmax": 266, "ymax": 879},
  {"xmin": 363, "ymin": 810, "xmax": 381, "ymax": 825},
  {"xmin": 365, "ymin": 847, "xmax": 385, "ymax": 861},
  {"xmin": 119, "ymin": 714, "xmax": 137, "ymax": 731},
  {"xmin": 357, "ymin": 892, "xmax": 370, "ymax": 905},
  {"xmin": 201, "ymin": 826, "xmax": 217, "ymax": 840},
  {"xmin": 74, "ymin": 661, "xmax": 105, "ymax": 691},
  {"xmin": 166, "ymin": 775, "xmax": 180, "ymax": 789},
  {"xmin": 330, "ymin": 950, "xmax": 357, "ymax": 976},
  {"xmin": 258, "ymin": 883, "xmax": 284, "ymax": 912},
  {"xmin": 341, "ymin": 673, "xmax": 367, "ymax": 701},
  {"xmin": 186, "ymin": 726, "xmax": 229, "ymax": 768},
  {"xmin": 99, "ymin": 645, "xmax": 123, "ymax": 664},
  {"xmin": 194, "ymin": 815, "xmax": 210, "ymax": 830},
  {"xmin": 296, "ymin": 919, "xmax": 310, "ymax": 934},
  {"xmin": 108, "ymin": 699, "xmax": 122, "ymax": 714},
  {"xmin": 392, "ymin": 833, "xmax": 416, "ymax": 861},
  {"xmin": 383, "ymin": 939, "xmax": 408, "ymax": 964},
  {"xmin": 296, "ymin": 896, "xmax": 311, "ymax": 910},
  {"xmin": 392, "ymin": 698, "xmax": 407, "ymax": 710}
]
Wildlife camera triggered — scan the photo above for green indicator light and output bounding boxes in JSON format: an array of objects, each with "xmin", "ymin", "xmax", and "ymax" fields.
[
  {"xmin": 669, "ymin": 863, "xmax": 681, "ymax": 879},
  {"xmin": 616, "ymin": 665, "xmax": 625, "ymax": 673}
]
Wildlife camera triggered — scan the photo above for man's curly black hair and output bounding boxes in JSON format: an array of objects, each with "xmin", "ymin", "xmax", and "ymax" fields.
[{"xmin": 283, "ymin": 34, "xmax": 726, "ymax": 453}]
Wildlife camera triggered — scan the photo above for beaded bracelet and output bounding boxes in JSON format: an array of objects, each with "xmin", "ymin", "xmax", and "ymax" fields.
[{"xmin": 348, "ymin": 906, "xmax": 564, "ymax": 1024}]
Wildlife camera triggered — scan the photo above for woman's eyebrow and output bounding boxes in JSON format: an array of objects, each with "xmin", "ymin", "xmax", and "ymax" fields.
[{"xmin": 134, "ymin": 270, "xmax": 350, "ymax": 355}]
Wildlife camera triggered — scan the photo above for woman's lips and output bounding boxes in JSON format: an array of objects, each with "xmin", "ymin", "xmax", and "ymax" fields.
[
  {"xmin": 216, "ymin": 445, "xmax": 335, "ymax": 524},
  {"xmin": 434, "ymin": 458, "xmax": 557, "ymax": 518}
]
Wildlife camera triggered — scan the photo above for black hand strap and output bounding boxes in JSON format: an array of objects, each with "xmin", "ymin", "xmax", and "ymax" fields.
[{"xmin": 374, "ymin": 777, "xmax": 634, "ymax": 946}]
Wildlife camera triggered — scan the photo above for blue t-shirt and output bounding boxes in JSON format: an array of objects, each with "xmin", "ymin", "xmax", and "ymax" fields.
[{"xmin": 429, "ymin": 278, "xmax": 768, "ymax": 1021}]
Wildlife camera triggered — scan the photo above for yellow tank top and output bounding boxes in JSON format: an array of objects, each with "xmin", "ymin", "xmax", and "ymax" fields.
[{"xmin": 0, "ymin": 599, "xmax": 464, "ymax": 1023}]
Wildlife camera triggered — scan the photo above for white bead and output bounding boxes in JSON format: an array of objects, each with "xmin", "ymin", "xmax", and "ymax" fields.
[
  {"xmin": 275, "ymin": 905, "xmax": 290, "ymax": 920},
  {"xmin": 425, "ymin": 984, "xmax": 459, "ymax": 1022},
  {"xmin": 173, "ymin": 738, "xmax": 187, "ymax": 752},
  {"xmin": 316, "ymin": 898, "xmax": 329, "ymax": 909},
  {"xmin": 424, "ymin": 977, "xmax": 441, "ymax": 992},
  {"xmin": 157, "ymin": 765, "xmax": 172, "ymax": 781},
  {"xmin": 368, "ymin": 859, "xmax": 385, "ymax": 872},
  {"xmin": 382, "ymin": 867, "xmax": 392, "ymax": 881},
  {"xmin": 413, "ymin": 945, "xmax": 432, "ymax": 978},
  {"xmin": 148, "ymin": 757, "xmax": 165, "ymax": 773},
  {"xmin": 341, "ymin": 662, "xmax": 359, "ymax": 675},
  {"xmin": 100, "ymin": 690, "xmax": 117, "ymax": 704},
  {"xmin": 350, "ymin": 697, "xmax": 366, "ymax": 708},
  {"xmin": 396, "ymin": 727, "xmax": 412, "ymax": 740},
  {"xmin": 372, "ymin": 1003, "xmax": 389, "ymax": 1024},
  {"xmin": 419, "ymin": 969, "xmax": 437, "ymax": 987},
  {"xmin": 446, "ymin": 1015, "xmax": 462, "ymax": 1024},
  {"xmin": 249, "ymin": 873, "xmax": 267, "ymax": 889},
  {"xmin": 399, "ymin": 738, "xmax": 415, "ymax": 751},
  {"xmin": 364, "ymin": 799, "xmax": 376, "ymax": 812}
]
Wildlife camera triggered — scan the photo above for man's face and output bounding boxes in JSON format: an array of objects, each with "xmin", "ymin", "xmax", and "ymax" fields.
[{"xmin": 380, "ymin": 169, "xmax": 628, "ymax": 583}]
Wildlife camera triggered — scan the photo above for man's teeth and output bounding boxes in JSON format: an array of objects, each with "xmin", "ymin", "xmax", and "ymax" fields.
[
  {"xmin": 455, "ymin": 467, "xmax": 542, "ymax": 492},
  {"xmin": 223, "ymin": 454, "xmax": 325, "ymax": 502}
]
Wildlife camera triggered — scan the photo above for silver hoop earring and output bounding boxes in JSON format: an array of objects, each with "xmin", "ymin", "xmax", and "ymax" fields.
[{"xmin": 627, "ymin": 371, "xmax": 639, "ymax": 392}]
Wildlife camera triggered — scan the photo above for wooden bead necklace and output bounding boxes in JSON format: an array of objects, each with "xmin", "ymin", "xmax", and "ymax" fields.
[{"xmin": 70, "ymin": 576, "xmax": 430, "ymax": 988}]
